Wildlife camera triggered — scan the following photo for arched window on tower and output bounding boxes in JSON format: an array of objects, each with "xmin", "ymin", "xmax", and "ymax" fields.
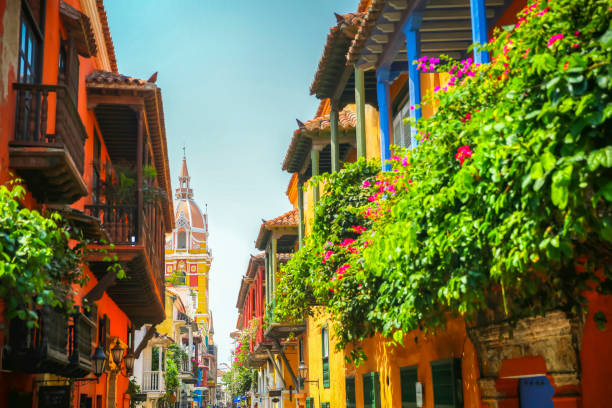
[{"xmin": 177, "ymin": 230, "xmax": 187, "ymax": 249}]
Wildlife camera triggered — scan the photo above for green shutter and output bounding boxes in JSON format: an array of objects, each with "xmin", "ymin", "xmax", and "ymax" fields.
[
  {"xmin": 362, "ymin": 372, "xmax": 380, "ymax": 408},
  {"xmin": 306, "ymin": 397, "xmax": 314, "ymax": 408},
  {"xmin": 431, "ymin": 358, "xmax": 463, "ymax": 408},
  {"xmin": 321, "ymin": 403, "xmax": 330, "ymax": 408},
  {"xmin": 400, "ymin": 366, "xmax": 418, "ymax": 408},
  {"xmin": 346, "ymin": 376, "xmax": 356, "ymax": 408}
]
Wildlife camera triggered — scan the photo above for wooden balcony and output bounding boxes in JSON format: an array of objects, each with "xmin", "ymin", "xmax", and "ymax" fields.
[
  {"xmin": 10, "ymin": 83, "xmax": 88, "ymax": 203},
  {"xmin": 66, "ymin": 309, "xmax": 96, "ymax": 377},
  {"xmin": 1, "ymin": 306, "xmax": 94, "ymax": 377},
  {"xmin": 85, "ymin": 201, "xmax": 166, "ymax": 327}
]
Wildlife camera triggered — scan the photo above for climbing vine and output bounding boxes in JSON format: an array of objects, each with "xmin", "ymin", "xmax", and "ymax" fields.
[
  {"xmin": 222, "ymin": 320, "xmax": 258, "ymax": 398},
  {"xmin": 275, "ymin": 0, "xmax": 612, "ymax": 360}
]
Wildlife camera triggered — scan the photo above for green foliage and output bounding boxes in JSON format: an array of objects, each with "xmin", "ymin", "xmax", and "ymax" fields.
[
  {"xmin": 0, "ymin": 181, "xmax": 88, "ymax": 326},
  {"xmin": 275, "ymin": 0, "xmax": 612, "ymax": 357},
  {"xmin": 223, "ymin": 321, "xmax": 258, "ymax": 398},
  {"xmin": 162, "ymin": 343, "xmax": 187, "ymax": 401},
  {"xmin": 101, "ymin": 164, "xmax": 167, "ymax": 206},
  {"xmin": 127, "ymin": 378, "xmax": 141, "ymax": 408}
]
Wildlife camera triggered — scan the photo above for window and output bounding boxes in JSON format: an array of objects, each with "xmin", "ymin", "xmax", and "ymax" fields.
[
  {"xmin": 362, "ymin": 372, "xmax": 381, "ymax": 408},
  {"xmin": 321, "ymin": 326, "xmax": 330, "ymax": 388},
  {"xmin": 18, "ymin": 2, "xmax": 43, "ymax": 84},
  {"xmin": 298, "ymin": 337, "xmax": 304, "ymax": 364},
  {"xmin": 321, "ymin": 403, "xmax": 330, "ymax": 408},
  {"xmin": 431, "ymin": 358, "xmax": 463, "ymax": 408},
  {"xmin": 306, "ymin": 398, "xmax": 315, "ymax": 408},
  {"xmin": 346, "ymin": 376, "xmax": 356, "ymax": 408},
  {"xmin": 251, "ymin": 288, "xmax": 256, "ymax": 318},
  {"xmin": 392, "ymin": 101, "xmax": 412, "ymax": 149},
  {"xmin": 400, "ymin": 366, "xmax": 418, "ymax": 408},
  {"xmin": 177, "ymin": 230, "xmax": 187, "ymax": 249}
]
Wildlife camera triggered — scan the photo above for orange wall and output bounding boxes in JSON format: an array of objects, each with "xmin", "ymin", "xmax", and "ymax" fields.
[{"xmin": 0, "ymin": 2, "xmax": 133, "ymax": 407}]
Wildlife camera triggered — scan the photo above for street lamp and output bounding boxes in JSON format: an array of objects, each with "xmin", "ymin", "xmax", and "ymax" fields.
[
  {"xmin": 298, "ymin": 362, "xmax": 320, "ymax": 406},
  {"xmin": 110, "ymin": 339, "xmax": 135, "ymax": 377},
  {"xmin": 92, "ymin": 345, "xmax": 108, "ymax": 378}
]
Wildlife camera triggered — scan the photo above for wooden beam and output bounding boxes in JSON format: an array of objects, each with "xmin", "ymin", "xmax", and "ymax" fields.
[
  {"xmin": 84, "ymin": 270, "xmax": 117, "ymax": 302},
  {"xmin": 423, "ymin": 8, "xmax": 494, "ymax": 20},
  {"xmin": 382, "ymin": 11, "xmax": 402, "ymax": 21},
  {"xmin": 274, "ymin": 338, "xmax": 300, "ymax": 390},
  {"xmin": 388, "ymin": 0, "xmax": 408, "ymax": 10},
  {"xmin": 371, "ymin": 34, "xmax": 389, "ymax": 44},
  {"xmin": 420, "ymin": 31, "xmax": 473, "ymax": 42},
  {"xmin": 87, "ymin": 94, "xmax": 145, "ymax": 110},
  {"xmin": 366, "ymin": 43, "xmax": 384, "ymax": 53},
  {"xmin": 420, "ymin": 20, "xmax": 471, "ymax": 32},
  {"xmin": 297, "ymin": 178, "xmax": 304, "ymax": 248},
  {"xmin": 421, "ymin": 41, "xmax": 471, "ymax": 52},
  {"xmin": 266, "ymin": 349, "xmax": 285, "ymax": 389},
  {"xmin": 134, "ymin": 325, "xmax": 157, "ymax": 358},
  {"xmin": 376, "ymin": 23, "xmax": 396, "ymax": 33}
]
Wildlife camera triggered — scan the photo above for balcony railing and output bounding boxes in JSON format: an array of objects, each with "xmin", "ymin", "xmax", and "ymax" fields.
[
  {"xmin": 2, "ymin": 307, "xmax": 70, "ymax": 374},
  {"xmin": 84, "ymin": 204, "xmax": 138, "ymax": 244},
  {"xmin": 67, "ymin": 310, "xmax": 96, "ymax": 377},
  {"xmin": 142, "ymin": 371, "xmax": 165, "ymax": 392},
  {"xmin": 13, "ymin": 83, "xmax": 86, "ymax": 174}
]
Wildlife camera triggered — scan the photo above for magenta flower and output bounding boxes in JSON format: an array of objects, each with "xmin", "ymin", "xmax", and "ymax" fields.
[
  {"xmin": 352, "ymin": 225, "xmax": 367, "ymax": 234},
  {"xmin": 547, "ymin": 33, "xmax": 564, "ymax": 47},
  {"xmin": 455, "ymin": 145, "xmax": 473, "ymax": 166},
  {"xmin": 434, "ymin": 85, "xmax": 441, "ymax": 92},
  {"xmin": 362, "ymin": 180, "xmax": 371, "ymax": 188},
  {"xmin": 339, "ymin": 238, "xmax": 356, "ymax": 247},
  {"xmin": 322, "ymin": 250, "xmax": 333, "ymax": 263},
  {"xmin": 402, "ymin": 157, "xmax": 409, "ymax": 167}
]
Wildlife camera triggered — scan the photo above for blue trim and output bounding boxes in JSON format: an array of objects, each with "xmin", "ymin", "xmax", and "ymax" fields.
[
  {"xmin": 376, "ymin": 67, "xmax": 392, "ymax": 172},
  {"xmin": 402, "ymin": 13, "xmax": 423, "ymax": 148},
  {"xmin": 470, "ymin": 0, "xmax": 490, "ymax": 63}
]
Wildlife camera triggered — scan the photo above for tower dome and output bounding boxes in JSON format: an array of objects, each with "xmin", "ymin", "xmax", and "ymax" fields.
[{"xmin": 166, "ymin": 156, "xmax": 208, "ymax": 251}]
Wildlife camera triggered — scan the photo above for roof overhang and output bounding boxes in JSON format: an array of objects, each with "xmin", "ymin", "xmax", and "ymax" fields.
[
  {"xmin": 348, "ymin": 0, "xmax": 510, "ymax": 72},
  {"xmin": 59, "ymin": 1, "xmax": 97, "ymax": 57},
  {"xmin": 86, "ymin": 72, "xmax": 174, "ymax": 231}
]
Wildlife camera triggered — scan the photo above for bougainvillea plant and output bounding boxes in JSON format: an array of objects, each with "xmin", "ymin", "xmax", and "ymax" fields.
[
  {"xmin": 275, "ymin": 0, "xmax": 612, "ymax": 361},
  {"xmin": 222, "ymin": 319, "xmax": 258, "ymax": 398}
]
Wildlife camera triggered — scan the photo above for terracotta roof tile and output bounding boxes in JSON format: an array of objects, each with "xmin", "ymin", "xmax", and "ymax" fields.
[
  {"xmin": 347, "ymin": 0, "xmax": 387, "ymax": 67},
  {"xmin": 86, "ymin": 70, "xmax": 147, "ymax": 86},
  {"xmin": 310, "ymin": 12, "xmax": 365, "ymax": 98},
  {"xmin": 263, "ymin": 209, "xmax": 298, "ymax": 227},
  {"xmin": 282, "ymin": 110, "xmax": 356, "ymax": 172},
  {"xmin": 96, "ymin": 0, "xmax": 118, "ymax": 73}
]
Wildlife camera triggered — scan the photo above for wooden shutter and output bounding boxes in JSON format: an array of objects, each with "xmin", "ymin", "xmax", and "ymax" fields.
[
  {"xmin": 431, "ymin": 358, "xmax": 462, "ymax": 408},
  {"xmin": 321, "ymin": 403, "xmax": 330, "ymax": 408},
  {"xmin": 400, "ymin": 366, "xmax": 418, "ymax": 408},
  {"xmin": 362, "ymin": 372, "xmax": 380, "ymax": 408},
  {"xmin": 306, "ymin": 397, "xmax": 314, "ymax": 408},
  {"xmin": 346, "ymin": 376, "xmax": 356, "ymax": 408}
]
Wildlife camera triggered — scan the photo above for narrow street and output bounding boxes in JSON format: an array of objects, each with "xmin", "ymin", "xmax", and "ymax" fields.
[{"xmin": 0, "ymin": 1, "xmax": 611, "ymax": 408}]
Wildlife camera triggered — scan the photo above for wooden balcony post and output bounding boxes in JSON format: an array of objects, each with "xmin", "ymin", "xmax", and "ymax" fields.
[
  {"xmin": 330, "ymin": 108, "xmax": 339, "ymax": 173},
  {"xmin": 311, "ymin": 147, "xmax": 320, "ymax": 206},
  {"xmin": 136, "ymin": 109, "xmax": 144, "ymax": 244},
  {"xmin": 355, "ymin": 67, "xmax": 367, "ymax": 158},
  {"xmin": 376, "ymin": 67, "xmax": 392, "ymax": 172},
  {"xmin": 402, "ymin": 13, "xmax": 423, "ymax": 147},
  {"xmin": 297, "ymin": 177, "xmax": 304, "ymax": 249}
]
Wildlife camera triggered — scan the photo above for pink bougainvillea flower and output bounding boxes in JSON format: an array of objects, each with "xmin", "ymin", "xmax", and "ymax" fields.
[
  {"xmin": 402, "ymin": 157, "xmax": 409, "ymax": 167},
  {"xmin": 461, "ymin": 113, "xmax": 471, "ymax": 123},
  {"xmin": 573, "ymin": 43, "xmax": 579, "ymax": 48},
  {"xmin": 434, "ymin": 85, "xmax": 441, "ymax": 92},
  {"xmin": 455, "ymin": 145, "xmax": 473, "ymax": 166},
  {"xmin": 574, "ymin": 30, "xmax": 580, "ymax": 36},
  {"xmin": 547, "ymin": 33, "xmax": 564, "ymax": 47},
  {"xmin": 337, "ymin": 264, "xmax": 350, "ymax": 275},
  {"xmin": 362, "ymin": 180, "xmax": 371, "ymax": 188},
  {"xmin": 352, "ymin": 225, "xmax": 367, "ymax": 234},
  {"xmin": 339, "ymin": 238, "xmax": 356, "ymax": 247},
  {"xmin": 322, "ymin": 250, "xmax": 333, "ymax": 263}
]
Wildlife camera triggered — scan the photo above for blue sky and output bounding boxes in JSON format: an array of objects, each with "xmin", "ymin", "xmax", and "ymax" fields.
[{"xmin": 105, "ymin": 0, "xmax": 358, "ymax": 364}]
